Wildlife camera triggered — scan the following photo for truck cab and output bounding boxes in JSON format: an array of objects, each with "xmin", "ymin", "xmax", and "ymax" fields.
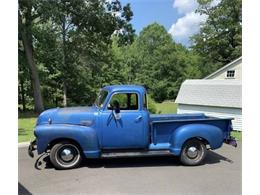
[
  {"xmin": 28, "ymin": 85, "xmax": 237, "ymax": 169},
  {"xmin": 96, "ymin": 85, "xmax": 149, "ymax": 149}
]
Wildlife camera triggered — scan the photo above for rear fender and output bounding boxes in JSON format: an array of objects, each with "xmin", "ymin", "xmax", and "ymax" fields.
[
  {"xmin": 35, "ymin": 124, "xmax": 100, "ymax": 158},
  {"xmin": 169, "ymin": 124, "xmax": 224, "ymax": 155}
]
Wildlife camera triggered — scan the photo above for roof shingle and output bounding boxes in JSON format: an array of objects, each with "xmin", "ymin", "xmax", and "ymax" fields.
[{"xmin": 175, "ymin": 80, "xmax": 241, "ymax": 108}]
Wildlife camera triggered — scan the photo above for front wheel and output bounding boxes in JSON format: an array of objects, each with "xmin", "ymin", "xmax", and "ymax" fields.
[
  {"xmin": 180, "ymin": 139, "xmax": 207, "ymax": 166},
  {"xmin": 50, "ymin": 141, "xmax": 82, "ymax": 169}
]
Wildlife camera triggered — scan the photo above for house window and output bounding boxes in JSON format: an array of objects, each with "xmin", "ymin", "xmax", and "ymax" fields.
[{"xmin": 226, "ymin": 70, "xmax": 235, "ymax": 78}]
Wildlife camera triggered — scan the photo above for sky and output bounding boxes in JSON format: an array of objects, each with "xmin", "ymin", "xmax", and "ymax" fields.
[{"xmin": 119, "ymin": 0, "xmax": 219, "ymax": 46}]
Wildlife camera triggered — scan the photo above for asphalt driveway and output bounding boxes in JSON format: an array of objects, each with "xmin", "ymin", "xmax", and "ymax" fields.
[{"xmin": 19, "ymin": 142, "xmax": 241, "ymax": 195}]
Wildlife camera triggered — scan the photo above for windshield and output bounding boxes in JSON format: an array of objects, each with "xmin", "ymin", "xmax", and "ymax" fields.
[{"xmin": 95, "ymin": 90, "xmax": 108, "ymax": 108}]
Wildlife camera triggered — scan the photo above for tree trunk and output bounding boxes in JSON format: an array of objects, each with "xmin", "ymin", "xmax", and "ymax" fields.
[
  {"xmin": 22, "ymin": 34, "xmax": 44, "ymax": 113},
  {"xmin": 18, "ymin": 82, "xmax": 22, "ymax": 111},
  {"xmin": 20, "ymin": 77, "xmax": 26, "ymax": 111},
  {"xmin": 19, "ymin": 11, "xmax": 44, "ymax": 113},
  {"xmin": 63, "ymin": 82, "xmax": 67, "ymax": 107},
  {"xmin": 55, "ymin": 97, "xmax": 58, "ymax": 107},
  {"xmin": 62, "ymin": 17, "xmax": 68, "ymax": 107}
]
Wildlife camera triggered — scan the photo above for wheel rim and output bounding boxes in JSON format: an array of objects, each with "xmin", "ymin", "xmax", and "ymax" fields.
[
  {"xmin": 56, "ymin": 144, "xmax": 80, "ymax": 167},
  {"xmin": 60, "ymin": 148, "xmax": 75, "ymax": 162},
  {"xmin": 186, "ymin": 146, "xmax": 198, "ymax": 159}
]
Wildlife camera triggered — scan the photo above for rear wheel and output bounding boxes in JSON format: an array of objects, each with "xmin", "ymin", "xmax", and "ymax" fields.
[
  {"xmin": 50, "ymin": 141, "xmax": 82, "ymax": 169},
  {"xmin": 180, "ymin": 139, "xmax": 207, "ymax": 166}
]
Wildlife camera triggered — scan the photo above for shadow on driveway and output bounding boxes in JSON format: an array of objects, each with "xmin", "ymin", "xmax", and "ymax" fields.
[
  {"xmin": 34, "ymin": 150, "xmax": 233, "ymax": 170},
  {"xmin": 18, "ymin": 182, "xmax": 32, "ymax": 195}
]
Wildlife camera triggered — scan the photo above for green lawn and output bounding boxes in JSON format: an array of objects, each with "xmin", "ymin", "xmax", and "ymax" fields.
[
  {"xmin": 231, "ymin": 131, "xmax": 242, "ymax": 141},
  {"xmin": 18, "ymin": 113, "xmax": 37, "ymax": 143},
  {"xmin": 155, "ymin": 101, "xmax": 177, "ymax": 114}
]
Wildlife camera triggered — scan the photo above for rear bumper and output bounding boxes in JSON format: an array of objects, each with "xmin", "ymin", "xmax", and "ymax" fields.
[
  {"xmin": 28, "ymin": 139, "xmax": 37, "ymax": 158},
  {"xmin": 224, "ymin": 137, "xmax": 237, "ymax": 147}
]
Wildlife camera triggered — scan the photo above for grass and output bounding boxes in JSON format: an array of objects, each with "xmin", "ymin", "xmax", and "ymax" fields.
[
  {"xmin": 18, "ymin": 112, "xmax": 37, "ymax": 143},
  {"xmin": 231, "ymin": 131, "xmax": 242, "ymax": 141},
  {"xmin": 155, "ymin": 101, "xmax": 177, "ymax": 114}
]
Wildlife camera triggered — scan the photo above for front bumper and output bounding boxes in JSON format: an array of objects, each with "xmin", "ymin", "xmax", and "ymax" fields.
[{"xmin": 28, "ymin": 139, "xmax": 37, "ymax": 158}]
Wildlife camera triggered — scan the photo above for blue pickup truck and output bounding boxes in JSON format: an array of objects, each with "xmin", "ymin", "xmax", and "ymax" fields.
[{"xmin": 28, "ymin": 85, "xmax": 237, "ymax": 169}]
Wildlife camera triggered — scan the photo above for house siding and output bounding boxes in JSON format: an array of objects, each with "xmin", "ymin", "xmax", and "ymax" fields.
[
  {"xmin": 177, "ymin": 104, "xmax": 242, "ymax": 131},
  {"xmin": 210, "ymin": 61, "xmax": 242, "ymax": 80},
  {"xmin": 205, "ymin": 57, "xmax": 242, "ymax": 80}
]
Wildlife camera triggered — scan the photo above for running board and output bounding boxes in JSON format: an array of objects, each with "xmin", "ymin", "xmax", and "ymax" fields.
[{"xmin": 101, "ymin": 150, "xmax": 173, "ymax": 158}]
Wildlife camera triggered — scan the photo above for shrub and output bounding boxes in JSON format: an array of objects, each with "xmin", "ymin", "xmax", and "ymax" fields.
[{"xmin": 147, "ymin": 95, "xmax": 157, "ymax": 114}]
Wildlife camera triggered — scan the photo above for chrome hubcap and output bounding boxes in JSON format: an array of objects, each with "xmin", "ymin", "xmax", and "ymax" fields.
[
  {"xmin": 60, "ymin": 148, "xmax": 74, "ymax": 162},
  {"xmin": 187, "ymin": 146, "xmax": 198, "ymax": 158}
]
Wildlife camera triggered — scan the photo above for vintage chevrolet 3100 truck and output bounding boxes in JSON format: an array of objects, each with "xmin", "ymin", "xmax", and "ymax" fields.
[{"xmin": 28, "ymin": 85, "xmax": 237, "ymax": 169}]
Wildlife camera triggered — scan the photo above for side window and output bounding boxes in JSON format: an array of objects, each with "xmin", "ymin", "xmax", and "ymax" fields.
[{"xmin": 108, "ymin": 93, "xmax": 139, "ymax": 110}]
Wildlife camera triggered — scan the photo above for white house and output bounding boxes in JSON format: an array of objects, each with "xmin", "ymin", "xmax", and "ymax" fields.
[
  {"xmin": 175, "ymin": 57, "xmax": 242, "ymax": 131},
  {"xmin": 205, "ymin": 57, "xmax": 242, "ymax": 80}
]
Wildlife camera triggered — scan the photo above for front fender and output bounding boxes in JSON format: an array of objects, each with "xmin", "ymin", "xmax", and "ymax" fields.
[
  {"xmin": 169, "ymin": 124, "xmax": 224, "ymax": 155},
  {"xmin": 35, "ymin": 124, "xmax": 100, "ymax": 158}
]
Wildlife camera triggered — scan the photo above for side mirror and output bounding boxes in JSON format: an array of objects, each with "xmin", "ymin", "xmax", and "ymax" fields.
[
  {"xmin": 112, "ymin": 100, "xmax": 120, "ymax": 120},
  {"xmin": 114, "ymin": 111, "xmax": 121, "ymax": 120},
  {"xmin": 114, "ymin": 107, "xmax": 120, "ymax": 114},
  {"xmin": 112, "ymin": 100, "xmax": 120, "ymax": 113}
]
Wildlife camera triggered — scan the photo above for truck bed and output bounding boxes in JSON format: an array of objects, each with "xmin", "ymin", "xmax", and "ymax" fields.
[
  {"xmin": 149, "ymin": 113, "xmax": 233, "ymax": 149},
  {"xmin": 150, "ymin": 113, "xmax": 207, "ymax": 122}
]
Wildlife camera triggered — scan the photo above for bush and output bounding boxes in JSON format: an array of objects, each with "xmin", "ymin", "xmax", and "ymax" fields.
[{"xmin": 147, "ymin": 95, "xmax": 157, "ymax": 114}]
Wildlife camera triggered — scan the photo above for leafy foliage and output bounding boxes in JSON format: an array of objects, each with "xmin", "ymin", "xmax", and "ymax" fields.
[
  {"xmin": 191, "ymin": 0, "xmax": 242, "ymax": 76},
  {"xmin": 147, "ymin": 95, "xmax": 157, "ymax": 114},
  {"xmin": 110, "ymin": 23, "xmax": 202, "ymax": 102},
  {"xmin": 18, "ymin": 0, "xmax": 242, "ymax": 111},
  {"xmin": 19, "ymin": 0, "xmax": 136, "ymax": 110}
]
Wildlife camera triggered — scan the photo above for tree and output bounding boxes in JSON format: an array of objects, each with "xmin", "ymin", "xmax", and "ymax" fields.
[
  {"xmin": 19, "ymin": 1, "xmax": 210, "ymax": 110},
  {"xmin": 192, "ymin": 0, "xmax": 242, "ymax": 76},
  {"xmin": 18, "ymin": 42, "xmax": 28, "ymax": 111},
  {"xmin": 33, "ymin": 21, "xmax": 64, "ymax": 108},
  {"xmin": 19, "ymin": 0, "xmax": 44, "ymax": 113},
  {"xmin": 18, "ymin": 0, "xmax": 135, "ymax": 110},
  {"xmin": 110, "ymin": 23, "xmax": 202, "ymax": 102},
  {"xmin": 134, "ymin": 23, "xmax": 201, "ymax": 101}
]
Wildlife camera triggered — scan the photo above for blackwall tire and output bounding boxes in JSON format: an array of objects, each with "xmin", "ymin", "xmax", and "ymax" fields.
[
  {"xmin": 180, "ymin": 139, "xmax": 207, "ymax": 166},
  {"xmin": 50, "ymin": 141, "xmax": 82, "ymax": 170}
]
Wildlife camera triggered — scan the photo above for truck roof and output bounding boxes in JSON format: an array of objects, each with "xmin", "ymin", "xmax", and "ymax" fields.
[{"xmin": 102, "ymin": 85, "xmax": 146, "ymax": 94}]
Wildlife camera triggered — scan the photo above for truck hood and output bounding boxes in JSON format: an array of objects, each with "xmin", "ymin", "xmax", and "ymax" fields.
[{"xmin": 37, "ymin": 106, "xmax": 98, "ymax": 126}]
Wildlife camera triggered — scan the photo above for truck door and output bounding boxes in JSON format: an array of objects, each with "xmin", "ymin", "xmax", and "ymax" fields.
[{"xmin": 101, "ymin": 92, "xmax": 146, "ymax": 149}]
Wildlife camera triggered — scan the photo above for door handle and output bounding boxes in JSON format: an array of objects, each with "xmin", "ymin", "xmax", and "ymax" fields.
[{"xmin": 135, "ymin": 115, "xmax": 142, "ymax": 122}]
